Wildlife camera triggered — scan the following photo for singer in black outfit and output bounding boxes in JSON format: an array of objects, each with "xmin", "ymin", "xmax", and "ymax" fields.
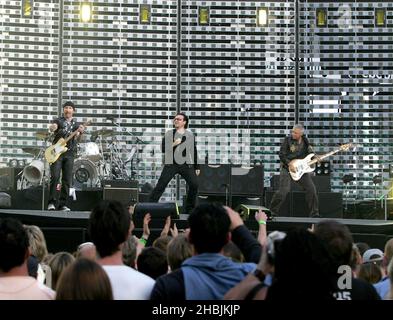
[
  {"xmin": 47, "ymin": 101, "xmax": 84, "ymax": 211},
  {"xmin": 269, "ymin": 124, "xmax": 320, "ymax": 218},
  {"xmin": 149, "ymin": 113, "xmax": 200, "ymax": 214}
]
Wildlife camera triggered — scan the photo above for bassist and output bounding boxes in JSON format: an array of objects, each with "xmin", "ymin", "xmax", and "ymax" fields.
[
  {"xmin": 269, "ymin": 124, "xmax": 320, "ymax": 218},
  {"xmin": 47, "ymin": 101, "xmax": 85, "ymax": 211}
]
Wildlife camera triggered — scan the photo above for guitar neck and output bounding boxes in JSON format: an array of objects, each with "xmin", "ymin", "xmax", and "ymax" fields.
[{"xmin": 308, "ymin": 149, "xmax": 342, "ymax": 166}]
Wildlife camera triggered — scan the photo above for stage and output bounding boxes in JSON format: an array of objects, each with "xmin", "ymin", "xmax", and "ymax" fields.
[{"xmin": 1, "ymin": 209, "xmax": 392, "ymax": 254}]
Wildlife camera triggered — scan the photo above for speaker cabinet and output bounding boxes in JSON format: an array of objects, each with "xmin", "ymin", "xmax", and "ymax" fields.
[
  {"xmin": 134, "ymin": 202, "xmax": 179, "ymax": 219},
  {"xmin": 197, "ymin": 164, "xmax": 230, "ymax": 195},
  {"xmin": 265, "ymin": 191, "xmax": 342, "ymax": 218},
  {"xmin": 102, "ymin": 180, "xmax": 139, "ymax": 207},
  {"xmin": 270, "ymin": 174, "xmax": 331, "ymax": 192},
  {"xmin": 231, "ymin": 165, "xmax": 264, "ymax": 196},
  {"xmin": 0, "ymin": 168, "xmax": 22, "ymax": 192}
]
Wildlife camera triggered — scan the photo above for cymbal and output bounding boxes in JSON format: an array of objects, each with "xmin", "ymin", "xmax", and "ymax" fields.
[
  {"xmin": 35, "ymin": 130, "xmax": 52, "ymax": 140},
  {"xmin": 22, "ymin": 147, "xmax": 42, "ymax": 156},
  {"xmin": 91, "ymin": 129, "xmax": 115, "ymax": 137}
]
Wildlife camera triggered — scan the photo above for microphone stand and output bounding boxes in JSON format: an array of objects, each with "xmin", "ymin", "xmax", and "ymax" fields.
[{"xmin": 109, "ymin": 119, "xmax": 147, "ymax": 181}]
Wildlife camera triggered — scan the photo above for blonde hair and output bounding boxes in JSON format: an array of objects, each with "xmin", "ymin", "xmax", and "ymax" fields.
[{"xmin": 24, "ymin": 225, "xmax": 48, "ymax": 262}]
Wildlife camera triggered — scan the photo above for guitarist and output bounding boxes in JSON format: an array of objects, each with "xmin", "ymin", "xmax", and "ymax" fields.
[
  {"xmin": 47, "ymin": 101, "xmax": 85, "ymax": 211},
  {"xmin": 269, "ymin": 124, "xmax": 320, "ymax": 218}
]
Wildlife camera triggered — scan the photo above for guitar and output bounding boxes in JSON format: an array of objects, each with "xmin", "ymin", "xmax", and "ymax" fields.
[
  {"xmin": 289, "ymin": 143, "xmax": 354, "ymax": 181},
  {"xmin": 45, "ymin": 120, "xmax": 91, "ymax": 164}
]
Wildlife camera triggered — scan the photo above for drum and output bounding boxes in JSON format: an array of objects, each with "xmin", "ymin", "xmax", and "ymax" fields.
[
  {"xmin": 73, "ymin": 158, "xmax": 98, "ymax": 188},
  {"xmin": 23, "ymin": 160, "xmax": 46, "ymax": 185},
  {"xmin": 79, "ymin": 142, "xmax": 101, "ymax": 162}
]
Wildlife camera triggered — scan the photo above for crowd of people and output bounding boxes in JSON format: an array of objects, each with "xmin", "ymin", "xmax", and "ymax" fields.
[{"xmin": 0, "ymin": 200, "xmax": 391, "ymax": 300}]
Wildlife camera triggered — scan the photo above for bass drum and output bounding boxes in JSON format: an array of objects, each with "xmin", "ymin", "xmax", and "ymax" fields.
[
  {"xmin": 78, "ymin": 142, "xmax": 102, "ymax": 162},
  {"xmin": 73, "ymin": 158, "xmax": 98, "ymax": 189}
]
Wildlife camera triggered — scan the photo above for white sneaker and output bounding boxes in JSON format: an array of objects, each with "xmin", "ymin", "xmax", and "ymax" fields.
[
  {"xmin": 47, "ymin": 204, "xmax": 56, "ymax": 211},
  {"xmin": 59, "ymin": 206, "xmax": 71, "ymax": 212}
]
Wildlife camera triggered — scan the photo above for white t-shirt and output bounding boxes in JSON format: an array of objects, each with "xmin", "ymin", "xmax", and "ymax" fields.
[
  {"xmin": 103, "ymin": 265, "xmax": 155, "ymax": 300},
  {"xmin": 0, "ymin": 276, "xmax": 55, "ymax": 300}
]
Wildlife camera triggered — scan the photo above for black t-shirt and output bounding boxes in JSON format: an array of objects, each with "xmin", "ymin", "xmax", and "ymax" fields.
[
  {"xmin": 52, "ymin": 117, "xmax": 80, "ymax": 153},
  {"xmin": 279, "ymin": 135, "xmax": 313, "ymax": 169},
  {"xmin": 333, "ymin": 278, "xmax": 381, "ymax": 300}
]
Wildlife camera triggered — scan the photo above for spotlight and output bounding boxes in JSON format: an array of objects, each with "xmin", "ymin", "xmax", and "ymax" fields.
[
  {"xmin": 316, "ymin": 8, "xmax": 327, "ymax": 27},
  {"xmin": 18, "ymin": 159, "xmax": 26, "ymax": 168},
  {"xmin": 256, "ymin": 8, "xmax": 268, "ymax": 27},
  {"xmin": 316, "ymin": 161, "xmax": 330, "ymax": 176},
  {"xmin": 198, "ymin": 7, "xmax": 210, "ymax": 25},
  {"xmin": 375, "ymin": 8, "xmax": 386, "ymax": 27},
  {"xmin": 8, "ymin": 159, "xmax": 18, "ymax": 168},
  {"xmin": 21, "ymin": 0, "xmax": 33, "ymax": 18},
  {"xmin": 80, "ymin": 2, "xmax": 92, "ymax": 23},
  {"xmin": 139, "ymin": 4, "xmax": 151, "ymax": 24}
]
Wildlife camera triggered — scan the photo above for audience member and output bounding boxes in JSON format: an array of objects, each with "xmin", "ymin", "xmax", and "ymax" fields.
[
  {"xmin": 137, "ymin": 247, "xmax": 168, "ymax": 279},
  {"xmin": 0, "ymin": 218, "xmax": 54, "ymax": 300},
  {"xmin": 76, "ymin": 242, "xmax": 96, "ymax": 260},
  {"xmin": 314, "ymin": 220, "xmax": 380, "ymax": 300},
  {"xmin": 48, "ymin": 252, "xmax": 75, "ymax": 290},
  {"xmin": 167, "ymin": 234, "xmax": 193, "ymax": 271},
  {"xmin": 151, "ymin": 203, "xmax": 256, "ymax": 300},
  {"xmin": 56, "ymin": 258, "xmax": 113, "ymax": 300},
  {"xmin": 89, "ymin": 200, "xmax": 155, "ymax": 299}
]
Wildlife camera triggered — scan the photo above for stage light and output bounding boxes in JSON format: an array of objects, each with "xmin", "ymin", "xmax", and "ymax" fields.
[
  {"xmin": 8, "ymin": 159, "xmax": 18, "ymax": 168},
  {"xmin": 375, "ymin": 8, "xmax": 386, "ymax": 27},
  {"xmin": 21, "ymin": 0, "xmax": 33, "ymax": 18},
  {"xmin": 316, "ymin": 8, "xmax": 327, "ymax": 27},
  {"xmin": 139, "ymin": 4, "xmax": 151, "ymax": 24},
  {"xmin": 17, "ymin": 159, "xmax": 26, "ymax": 168},
  {"xmin": 316, "ymin": 161, "xmax": 330, "ymax": 176},
  {"xmin": 256, "ymin": 8, "xmax": 268, "ymax": 27},
  {"xmin": 198, "ymin": 7, "xmax": 210, "ymax": 25},
  {"xmin": 80, "ymin": 2, "xmax": 92, "ymax": 23}
]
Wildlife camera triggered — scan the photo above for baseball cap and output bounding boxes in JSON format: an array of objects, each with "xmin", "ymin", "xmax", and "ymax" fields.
[{"xmin": 362, "ymin": 248, "xmax": 384, "ymax": 263}]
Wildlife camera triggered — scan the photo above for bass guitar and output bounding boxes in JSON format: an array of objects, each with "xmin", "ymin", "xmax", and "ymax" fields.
[{"xmin": 289, "ymin": 143, "xmax": 354, "ymax": 181}]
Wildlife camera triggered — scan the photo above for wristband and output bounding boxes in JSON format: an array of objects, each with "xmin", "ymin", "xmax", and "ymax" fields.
[
  {"xmin": 139, "ymin": 238, "xmax": 147, "ymax": 245},
  {"xmin": 258, "ymin": 220, "xmax": 267, "ymax": 225}
]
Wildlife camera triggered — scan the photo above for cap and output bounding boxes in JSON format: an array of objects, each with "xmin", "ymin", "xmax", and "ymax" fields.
[{"xmin": 362, "ymin": 248, "xmax": 384, "ymax": 263}]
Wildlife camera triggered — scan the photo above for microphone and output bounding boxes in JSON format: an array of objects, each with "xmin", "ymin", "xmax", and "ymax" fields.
[{"xmin": 106, "ymin": 116, "xmax": 116, "ymax": 121}]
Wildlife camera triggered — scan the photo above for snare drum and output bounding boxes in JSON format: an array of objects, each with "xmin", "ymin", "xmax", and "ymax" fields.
[{"xmin": 79, "ymin": 142, "xmax": 102, "ymax": 162}]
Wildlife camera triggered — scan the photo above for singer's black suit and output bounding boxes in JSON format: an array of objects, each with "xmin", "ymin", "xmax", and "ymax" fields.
[{"xmin": 149, "ymin": 129, "xmax": 199, "ymax": 214}]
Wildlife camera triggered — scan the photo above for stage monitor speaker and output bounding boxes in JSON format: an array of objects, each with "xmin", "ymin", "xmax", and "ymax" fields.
[
  {"xmin": 197, "ymin": 164, "xmax": 230, "ymax": 195},
  {"xmin": 134, "ymin": 202, "xmax": 179, "ymax": 220},
  {"xmin": 102, "ymin": 184, "xmax": 138, "ymax": 207},
  {"xmin": 235, "ymin": 204, "xmax": 271, "ymax": 221},
  {"xmin": 231, "ymin": 165, "xmax": 264, "ymax": 196}
]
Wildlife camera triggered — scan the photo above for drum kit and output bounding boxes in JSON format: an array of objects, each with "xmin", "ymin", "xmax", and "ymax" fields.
[{"xmin": 21, "ymin": 125, "xmax": 146, "ymax": 190}]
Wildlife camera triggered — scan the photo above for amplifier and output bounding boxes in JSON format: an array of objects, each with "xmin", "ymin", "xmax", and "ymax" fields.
[{"xmin": 102, "ymin": 180, "xmax": 139, "ymax": 207}]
